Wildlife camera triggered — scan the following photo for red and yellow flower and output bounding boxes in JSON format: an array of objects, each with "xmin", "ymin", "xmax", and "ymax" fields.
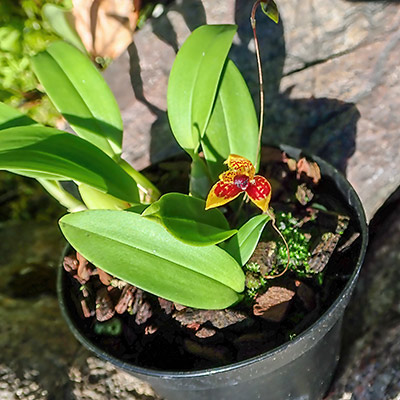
[{"xmin": 205, "ymin": 154, "xmax": 271, "ymax": 212}]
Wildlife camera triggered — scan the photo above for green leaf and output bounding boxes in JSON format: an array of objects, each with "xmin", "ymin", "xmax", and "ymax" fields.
[
  {"xmin": 261, "ymin": 0, "xmax": 279, "ymax": 24},
  {"xmin": 0, "ymin": 126, "xmax": 139, "ymax": 203},
  {"xmin": 31, "ymin": 41, "xmax": 123, "ymax": 158},
  {"xmin": 142, "ymin": 193, "xmax": 237, "ymax": 246},
  {"xmin": 0, "ymin": 102, "xmax": 38, "ymax": 130},
  {"xmin": 202, "ymin": 59, "xmax": 259, "ymax": 180},
  {"xmin": 78, "ymin": 183, "xmax": 131, "ymax": 210},
  {"xmin": 223, "ymin": 214, "xmax": 271, "ymax": 265},
  {"xmin": 167, "ymin": 25, "xmax": 237, "ymax": 155},
  {"xmin": 189, "ymin": 153, "xmax": 212, "ymax": 199},
  {"xmin": 42, "ymin": 4, "xmax": 87, "ymax": 54},
  {"xmin": 59, "ymin": 210, "xmax": 244, "ymax": 309}
]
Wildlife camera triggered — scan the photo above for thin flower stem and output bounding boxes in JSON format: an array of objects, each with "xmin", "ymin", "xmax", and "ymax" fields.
[
  {"xmin": 251, "ymin": 0, "xmax": 264, "ymax": 169},
  {"xmin": 264, "ymin": 209, "xmax": 290, "ymax": 279}
]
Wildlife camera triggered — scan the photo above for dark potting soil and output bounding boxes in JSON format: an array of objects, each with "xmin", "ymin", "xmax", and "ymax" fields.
[{"xmin": 62, "ymin": 149, "xmax": 363, "ymax": 371}]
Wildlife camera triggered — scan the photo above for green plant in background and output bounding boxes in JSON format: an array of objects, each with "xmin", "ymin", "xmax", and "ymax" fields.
[
  {"xmin": 0, "ymin": 0, "xmax": 72, "ymax": 126},
  {"xmin": 0, "ymin": 2, "xmax": 286, "ymax": 309}
]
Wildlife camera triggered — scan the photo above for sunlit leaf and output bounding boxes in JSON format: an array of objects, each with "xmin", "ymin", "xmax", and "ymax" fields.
[
  {"xmin": 31, "ymin": 41, "xmax": 123, "ymax": 158},
  {"xmin": 223, "ymin": 214, "xmax": 271, "ymax": 265},
  {"xmin": 0, "ymin": 102, "xmax": 38, "ymax": 130},
  {"xmin": 142, "ymin": 193, "xmax": 237, "ymax": 246},
  {"xmin": 167, "ymin": 24, "xmax": 237, "ymax": 155},
  {"xmin": 261, "ymin": 0, "xmax": 279, "ymax": 24},
  {"xmin": 59, "ymin": 210, "xmax": 245, "ymax": 309},
  {"xmin": 0, "ymin": 125, "xmax": 139, "ymax": 203},
  {"xmin": 202, "ymin": 59, "xmax": 259, "ymax": 179},
  {"xmin": 42, "ymin": 4, "xmax": 87, "ymax": 54}
]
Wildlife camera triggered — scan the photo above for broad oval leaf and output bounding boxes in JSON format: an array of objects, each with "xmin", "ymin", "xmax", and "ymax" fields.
[
  {"xmin": 223, "ymin": 214, "xmax": 271, "ymax": 265},
  {"xmin": 42, "ymin": 4, "xmax": 87, "ymax": 54},
  {"xmin": 59, "ymin": 210, "xmax": 245, "ymax": 309},
  {"xmin": 202, "ymin": 59, "xmax": 259, "ymax": 180},
  {"xmin": 0, "ymin": 102, "xmax": 38, "ymax": 130},
  {"xmin": 0, "ymin": 126, "xmax": 139, "ymax": 203},
  {"xmin": 142, "ymin": 193, "xmax": 237, "ymax": 246},
  {"xmin": 31, "ymin": 41, "xmax": 123, "ymax": 158},
  {"xmin": 167, "ymin": 24, "xmax": 237, "ymax": 155}
]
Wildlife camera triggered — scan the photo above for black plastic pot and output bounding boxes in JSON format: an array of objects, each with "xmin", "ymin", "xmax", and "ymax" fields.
[{"xmin": 57, "ymin": 147, "xmax": 368, "ymax": 400}]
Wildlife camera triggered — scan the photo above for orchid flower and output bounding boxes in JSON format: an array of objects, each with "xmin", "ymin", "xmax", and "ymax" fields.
[{"xmin": 205, "ymin": 154, "xmax": 272, "ymax": 212}]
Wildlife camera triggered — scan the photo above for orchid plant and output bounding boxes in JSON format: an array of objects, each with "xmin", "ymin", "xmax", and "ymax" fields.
[{"xmin": 0, "ymin": 2, "xmax": 281, "ymax": 310}]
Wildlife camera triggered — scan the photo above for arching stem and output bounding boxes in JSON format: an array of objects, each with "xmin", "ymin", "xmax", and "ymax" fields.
[
  {"xmin": 265, "ymin": 209, "xmax": 290, "ymax": 279},
  {"xmin": 251, "ymin": 0, "xmax": 264, "ymax": 169}
]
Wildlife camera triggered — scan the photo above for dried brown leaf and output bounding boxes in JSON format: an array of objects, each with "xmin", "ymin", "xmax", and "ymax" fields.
[
  {"xmin": 296, "ymin": 158, "xmax": 321, "ymax": 184},
  {"xmin": 72, "ymin": 0, "xmax": 140, "ymax": 59}
]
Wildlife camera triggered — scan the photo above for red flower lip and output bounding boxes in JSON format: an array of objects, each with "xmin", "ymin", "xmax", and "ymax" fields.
[{"xmin": 206, "ymin": 154, "xmax": 271, "ymax": 212}]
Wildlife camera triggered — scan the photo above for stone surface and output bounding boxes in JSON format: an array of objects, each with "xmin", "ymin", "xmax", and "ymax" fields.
[
  {"xmin": 325, "ymin": 193, "xmax": 400, "ymax": 400},
  {"xmin": 0, "ymin": 222, "xmax": 157, "ymax": 400},
  {"xmin": 105, "ymin": 0, "xmax": 400, "ymax": 221}
]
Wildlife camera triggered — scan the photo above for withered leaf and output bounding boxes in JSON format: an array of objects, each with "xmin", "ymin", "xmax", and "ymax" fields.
[
  {"xmin": 253, "ymin": 286, "xmax": 295, "ymax": 322},
  {"xmin": 296, "ymin": 158, "xmax": 321, "ymax": 184},
  {"xmin": 72, "ymin": 0, "xmax": 140, "ymax": 59}
]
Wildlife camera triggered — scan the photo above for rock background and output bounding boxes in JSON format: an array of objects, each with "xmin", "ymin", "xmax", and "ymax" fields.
[{"xmin": 1, "ymin": 0, "xmax": 400, "ymax": 399}]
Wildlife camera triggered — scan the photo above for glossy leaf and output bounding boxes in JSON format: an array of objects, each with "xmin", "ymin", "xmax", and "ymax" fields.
[
  {"xmin": 59, "ymin": 210, "xmax": 245, "ymax": 309},
  {"xmin": 0, "ymin": 126, "xmax": 139, "ymax": 203},
  {"xmin": 223, "ymin": 214, "xmax": 271, "ymax": 265},
  {"xmin": 202, "ymin": 59, "xmax": 259, "ymax": 180},
  {"xmin": 167, "ymin": 25, "xmax": 237, "ymax": 155},
  {"xmin": 142, "ymin": 193, "xmax": 237, "ymax": 246},
  {"xmin": 31, "ymin": 41, "xmax": 123, "ymax": 158},
  {"xmin": 42, "ymin": 4, "xmax": 87, "ymax": 54},
  {"xmin": 261, "ymin": 0, "xmax": 279, "ymax": 24},
  {"xmin": 0, "ymin": 102, "xmax": 38, "ymax": 130}
]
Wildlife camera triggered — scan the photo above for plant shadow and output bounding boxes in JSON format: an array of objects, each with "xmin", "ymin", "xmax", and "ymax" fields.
[{"xmin": 128, "ymin": 0, "xmax": 360, "ymax": 174}]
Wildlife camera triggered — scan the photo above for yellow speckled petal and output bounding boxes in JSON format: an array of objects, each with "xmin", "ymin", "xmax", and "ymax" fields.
[{"xmin": 225, "ymin": 154, "xmax": 255, "ymax": 179}]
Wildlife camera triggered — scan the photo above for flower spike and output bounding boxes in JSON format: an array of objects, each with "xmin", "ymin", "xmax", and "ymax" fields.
[{"xmin": 206, "ymin": 154, "xmax": 271, "ymax": 212}]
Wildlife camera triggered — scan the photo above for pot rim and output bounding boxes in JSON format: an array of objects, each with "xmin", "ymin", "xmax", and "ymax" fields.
[{"xmin": 57, "ymin": 147, "xmax": 368, "ymax": 379}]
